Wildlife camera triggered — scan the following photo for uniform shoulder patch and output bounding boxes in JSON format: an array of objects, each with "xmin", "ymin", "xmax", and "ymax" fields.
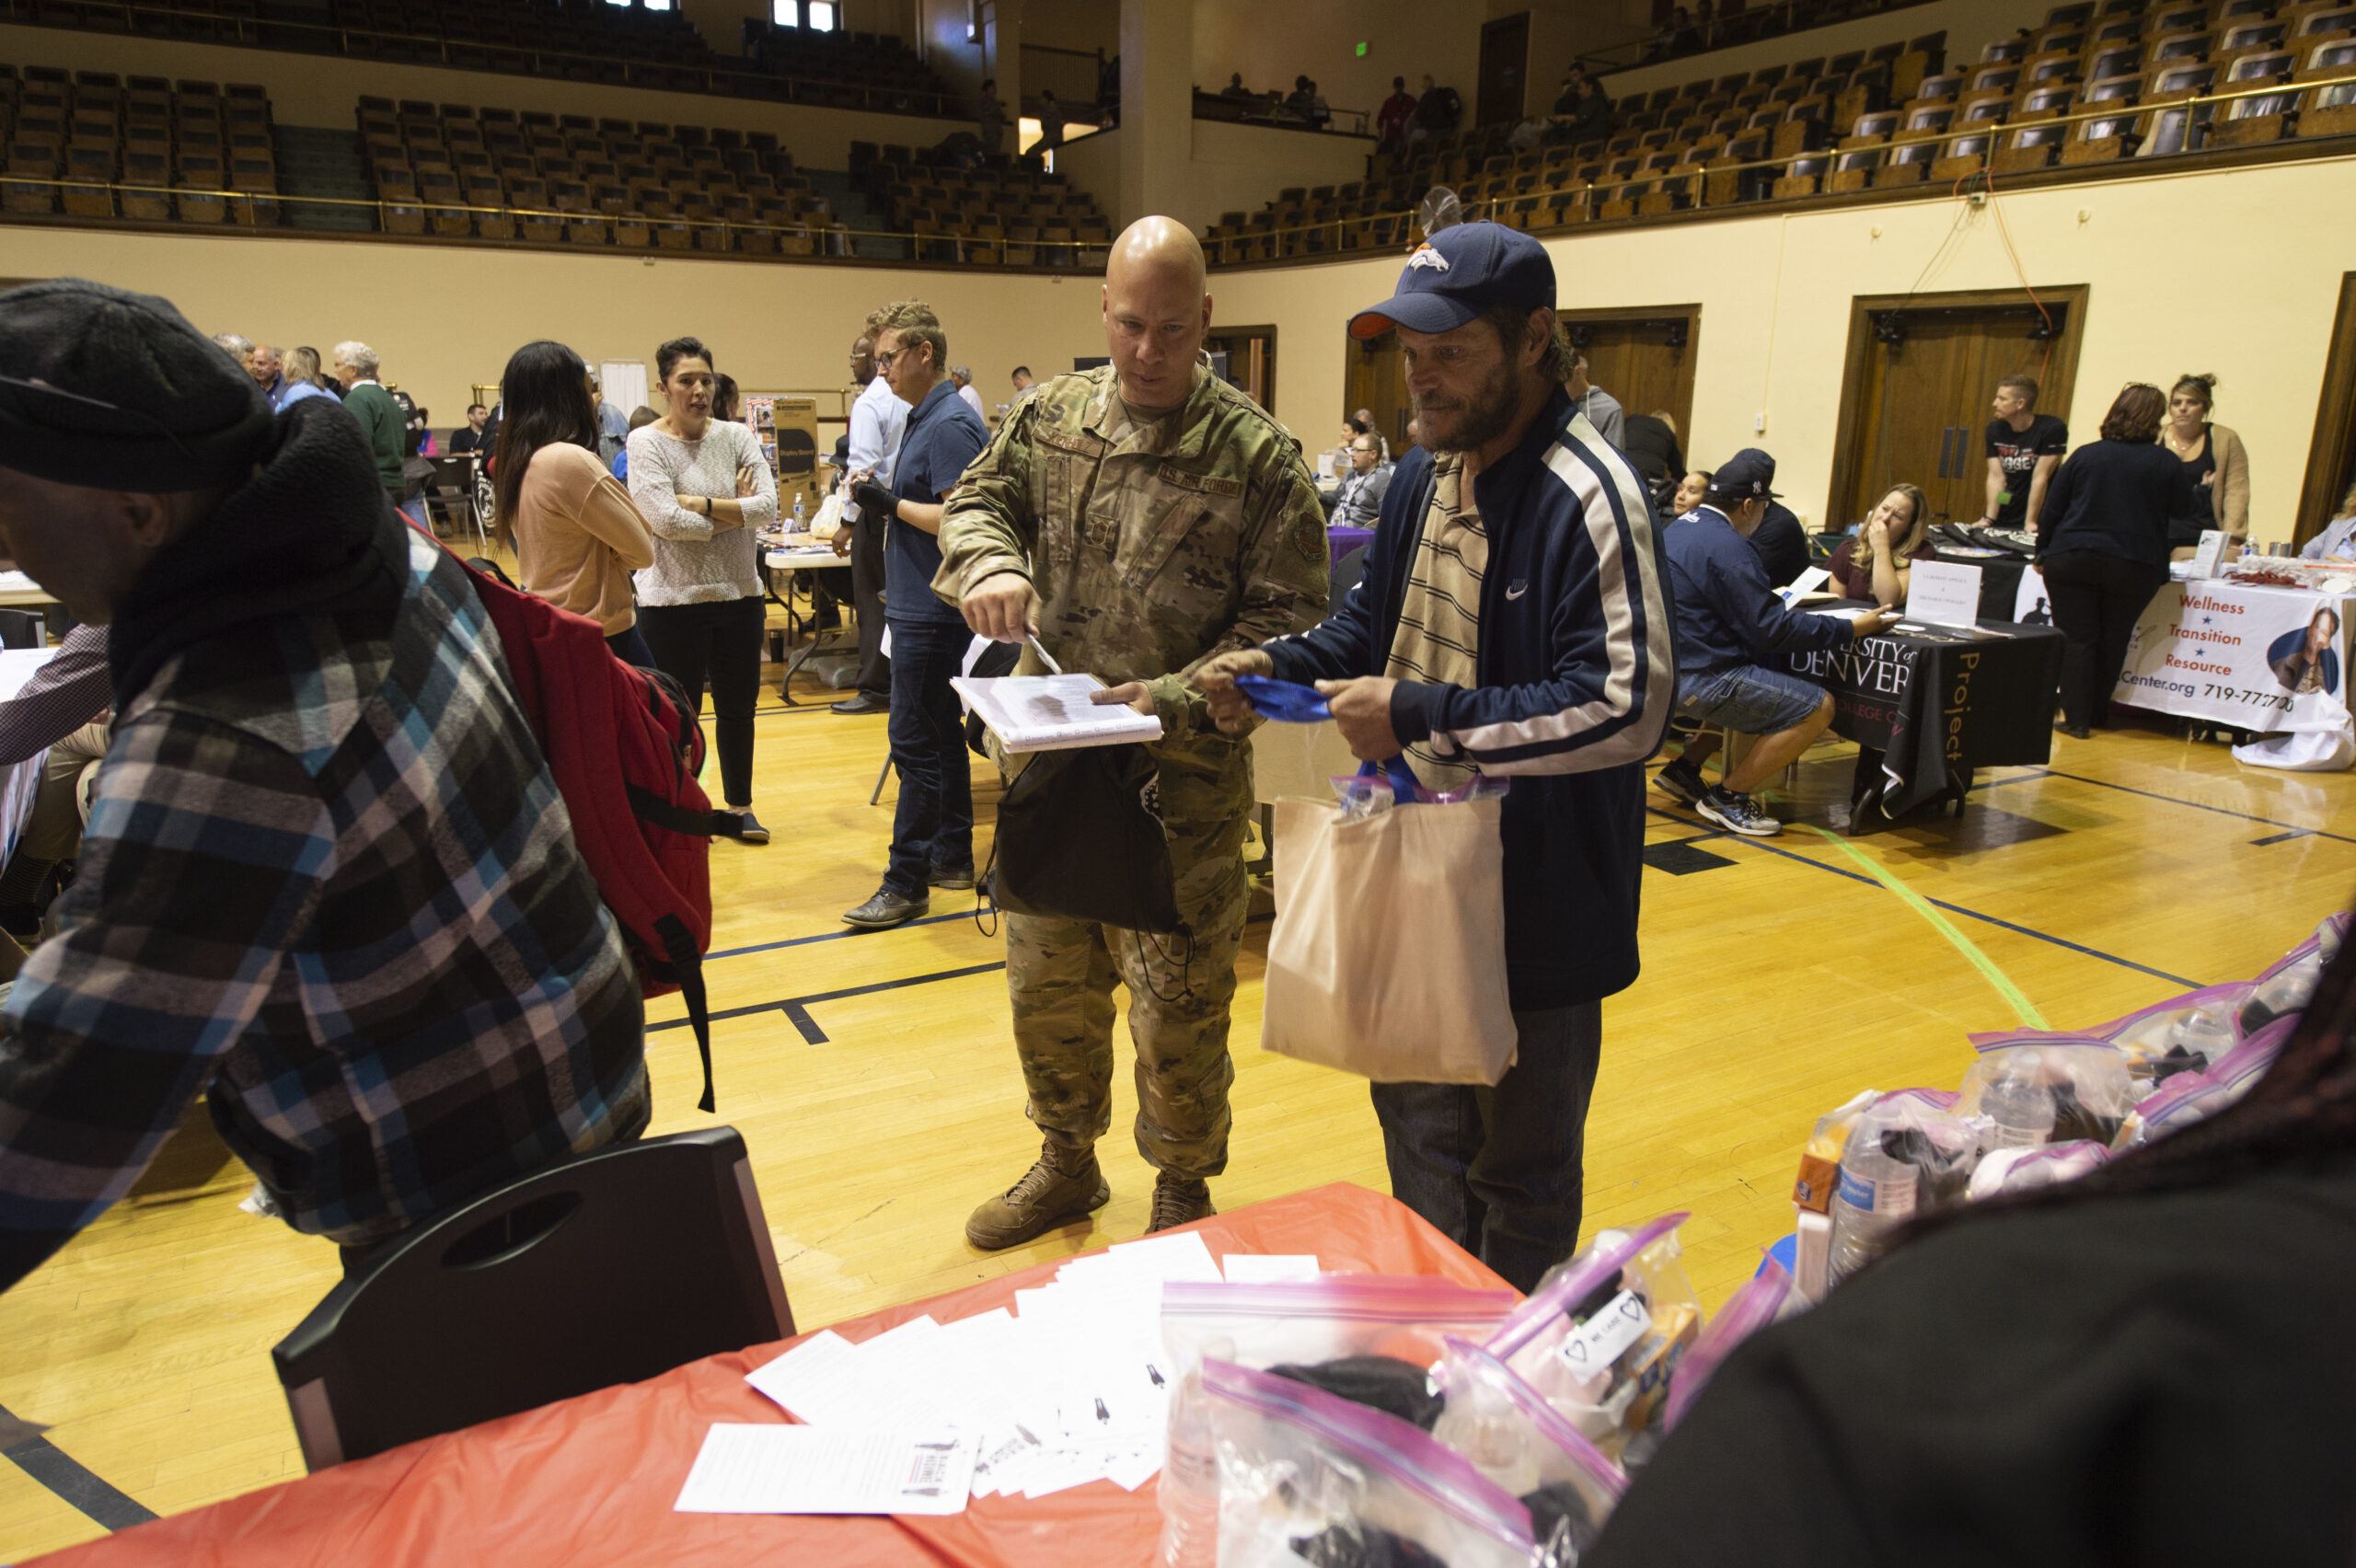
[{"xmin": 1289, "ymin": 509, "xmax": 1325, "ymax": 566}]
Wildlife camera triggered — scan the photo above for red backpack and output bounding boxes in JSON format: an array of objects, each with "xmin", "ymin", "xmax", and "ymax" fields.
[{"xmin": 456, "ymin": 554, "xmax": 736, "ymax": 1112}]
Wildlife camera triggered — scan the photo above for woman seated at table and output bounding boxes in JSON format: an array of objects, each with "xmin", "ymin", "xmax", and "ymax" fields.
[
  {"xmin": 1826, "ymin": 483, "xmax": 1932, "ymax": 607},
  {"xmin": 2299, "ymin": 481, "xmax": 2356, "ymax": 562}
]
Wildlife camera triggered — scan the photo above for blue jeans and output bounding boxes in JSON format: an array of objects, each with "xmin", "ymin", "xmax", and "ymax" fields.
[
  {"xmin": 1676, "ymin": 663, "xmax": 1826, "ymax": 737},
  {"xmin": 884, "ymin": 617, "xmax": 973, "ymax": 897},
  {"xmin": 606, "ymin": 624, "xmax": 655, "ymax": 670},
  {"xmin": 1370, "ymin": 1002, "xmax": 1602, "ymax": 1293}
]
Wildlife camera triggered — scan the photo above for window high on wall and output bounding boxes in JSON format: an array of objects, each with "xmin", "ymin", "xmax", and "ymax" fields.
[{"xmin": 771, "ymin": 0, "xmax": 838, "ymax": 27}]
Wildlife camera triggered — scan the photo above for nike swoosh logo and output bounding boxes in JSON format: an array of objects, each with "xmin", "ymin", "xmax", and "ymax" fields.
[{"xmin": 1506, "ymin": 585, "xmax": 1528, "ymax": 600}]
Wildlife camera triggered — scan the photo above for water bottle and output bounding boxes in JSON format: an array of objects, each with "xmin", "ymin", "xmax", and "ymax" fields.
[
  {"xmin": 1158, "ymin": 1367, "xmax": 1220, "ymax": 1568},
  {"xmin": 1981, "ymin": 1067, "xmax": 2056, "ymax": 1151},
  {"xmin": 791, "ymin": 493, "xmax": 805, "ymax": 534},
  {"xmin": 1825, "ymin": 1123, "xmax": 1916, "ymax": 1288}
]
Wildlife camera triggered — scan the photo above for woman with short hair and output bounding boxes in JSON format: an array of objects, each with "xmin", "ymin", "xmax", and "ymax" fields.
[
  {"xmin": 626, "ymin": 336, "xmax": 779, "ymax": 844},
  {"xmin": 2034, "ymin": 383, "xmax": 2198, "ymax": 739},
  {"xmin": 491, "ymin": 340, "xmax": 657, "ymax": 670},
  {"xmin": 1828, "ymin": 483, "xmax": 1933, "ymax": 607}
]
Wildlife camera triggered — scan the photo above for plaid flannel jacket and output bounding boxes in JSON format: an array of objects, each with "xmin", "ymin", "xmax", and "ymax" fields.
[{"xmin": 0, "ymin": 527, "xmax": 648, "ymax": 1286}]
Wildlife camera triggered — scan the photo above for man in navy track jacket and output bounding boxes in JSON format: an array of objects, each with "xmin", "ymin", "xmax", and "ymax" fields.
[{"xmin": 1195, "ymin": 222, "xmax": 1677, "ymax": 1291}]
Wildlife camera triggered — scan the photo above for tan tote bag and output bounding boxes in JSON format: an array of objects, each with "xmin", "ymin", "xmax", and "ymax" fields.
[{"xmin": 1261, "ymin": 761, "xmax": 1519, "ymax": 1085}]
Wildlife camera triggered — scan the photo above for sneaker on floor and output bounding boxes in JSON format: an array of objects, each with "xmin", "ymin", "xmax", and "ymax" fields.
[
  {"xmin": 2054, "ymin": 720, "xmax": 2092, "ymax": 740},
  {"xmin": 843, "ymin": 886, "xmax": 929, "ymax": 929},
  {"xmin": 829, "ymin": 692, "xmax": 887, "ymax": 716},
  {"xmin": 930, "ymin": 862, "xmax": 976, "ymax": 891},
  {"xmin": 1696, "ymin": 785, "xmax": 1781, "ymax": 837},
  {"xmin": 1652, "ymin": 755, "xmax": 1707, "ymax": 806},
  {"xmin": 1145, "ymin": 1173, "xmax": 1217, "ymax": 1235},
  {"xmin": 729, "ymin": 809, "xmax": 770, "ymax": 845},
  {"xmin": 965, "ymin": 1140, "xmax": 1110, "ymax": 1251}
]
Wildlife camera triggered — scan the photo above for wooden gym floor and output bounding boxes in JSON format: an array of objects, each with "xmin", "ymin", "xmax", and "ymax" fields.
[{"xmin": 4, "ymin": 617, "xmax": 2352, "ymax": 1560}]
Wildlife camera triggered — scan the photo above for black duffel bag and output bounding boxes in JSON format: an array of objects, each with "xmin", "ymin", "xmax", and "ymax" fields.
[{"xmin": 987, "ymin": 742, "xmax": 1186, "ymax": 935}]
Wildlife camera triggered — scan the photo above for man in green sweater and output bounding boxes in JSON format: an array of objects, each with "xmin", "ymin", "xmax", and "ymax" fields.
[{"xmin": 332, "ymin": 340, "xmax": 407, "ymax": 509}]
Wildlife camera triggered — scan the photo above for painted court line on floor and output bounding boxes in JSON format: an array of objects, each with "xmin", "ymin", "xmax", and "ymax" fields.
[
  {"xmin": 3, "ymin": 1403, "xmax": 155, "ymax": 1533},
  {"xmin": 1643, "ymin": 804, "xmax": 2202, "ymax": 988},
  {"xmin": 648, "ymin": 960, "xmax": 1009, "ymax": 1041},
  {"xmin": 1992, "ymin": 767, "xmax": 2356, "ymax": 846},
  {"xmin": 1800, "ymin": 825, "xmax": 2050, "ymax": 1028}
]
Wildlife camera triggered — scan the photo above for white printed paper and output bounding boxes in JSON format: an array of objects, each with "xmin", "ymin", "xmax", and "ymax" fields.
[
  {"xmin": 1554, "ymin": 1289, "xmax": 1652, "ymax": 1376},
  {"xmin": 1904, "ymin": 559, "xmax": 1984, "ymax": 629},
  {"xmin": 951, "ymin": 674, "xmax": 1165, "ymax": 754},
  {"xmin": 1775, "ymin": 566, "xmax": 1832, "ymax": 606},
  {"xmin": 674, "ymin": 1424, "xmax": 976, "ymax": 1516}
]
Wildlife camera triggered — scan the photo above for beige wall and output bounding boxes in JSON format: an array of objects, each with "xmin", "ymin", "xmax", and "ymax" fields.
[
  {"xmin": 11, "ymin": 148, "xmax": 2351, "ymax": 538},
  {"xmin": 1057, "ymin": 119, "xmax": 1374, "ymax": 236},
  {"xmin": 0, "ymin": 20, "xmax": 963, "ymax": 164},
  {"xmin": 1596, "ymin": 0, "xmax": 2053, "ymax": 98},
  {"xmin": 3, "ymin": 225, "xmax": 1112, "ymax": 430},
  {"xmin": 1209, "ymin": 153, "xmax": 2356, "ymax": 538}
]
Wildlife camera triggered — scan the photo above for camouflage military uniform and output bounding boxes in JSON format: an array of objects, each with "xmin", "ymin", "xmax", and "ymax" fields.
[{"xmin": 935, "ymin": 363, "xmax": 1328, "ymax": 1180}]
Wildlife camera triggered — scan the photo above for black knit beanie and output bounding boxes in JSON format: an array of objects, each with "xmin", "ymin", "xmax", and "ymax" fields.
[{"xmin": 0, "ymin": 277, "xmax": 273, "ymax": 491}]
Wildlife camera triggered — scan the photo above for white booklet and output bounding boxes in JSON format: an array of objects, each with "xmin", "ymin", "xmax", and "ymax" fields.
[
  {"xmin": 951, "ymin": 674, "xmax": 1163, "ymax": 754},
  {"xmin": 675, "ymin": 1424, "xmax": 976, "ymax": 1516}
]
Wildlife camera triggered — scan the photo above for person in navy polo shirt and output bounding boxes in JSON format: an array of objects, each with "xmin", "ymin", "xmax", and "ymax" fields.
[
  {"xmin": 843, "ymin": 301, "xmax": 990, "ymax": 929},
  {"xmin": 1654, "ymin": 452, "xmax": 1897, "ymax": 836}
]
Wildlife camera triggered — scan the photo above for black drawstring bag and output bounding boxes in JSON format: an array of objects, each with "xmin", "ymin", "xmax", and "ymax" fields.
[{"xmin": 987, "ymin": 743, "xmax": 1187, "ymax": 936}]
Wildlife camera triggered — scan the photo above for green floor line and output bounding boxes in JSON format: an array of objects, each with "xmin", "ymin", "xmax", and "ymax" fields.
[{"xmin": 1798, "ymin": 825, "xmax": 2050, "ymax": 1030}]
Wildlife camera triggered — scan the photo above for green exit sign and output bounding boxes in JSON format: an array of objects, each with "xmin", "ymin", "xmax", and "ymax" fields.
[{"xmin": 1356, "ymin": 40, "xmax": 1369, "ymax": 56}]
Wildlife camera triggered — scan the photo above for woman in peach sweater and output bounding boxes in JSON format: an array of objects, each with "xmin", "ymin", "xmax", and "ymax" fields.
[{"xmin": 491, "ymin": 340, "xmax": 658, "ymax": 666}]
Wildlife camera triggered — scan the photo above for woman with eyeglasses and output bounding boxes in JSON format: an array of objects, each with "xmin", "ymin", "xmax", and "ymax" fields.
[
  {"xmin": 2033, "ymin": 384, "xmax": 2200, "ymax": 739},
  {"xmin": 625, "ymin": 335, "xmax": 778, "ymax": 844},
  {"xmin": 491, "ymin": 340, "xmax": 656, "ymax": 669}
]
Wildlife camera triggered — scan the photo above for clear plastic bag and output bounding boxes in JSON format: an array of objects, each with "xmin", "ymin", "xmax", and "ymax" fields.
[
  {"xmin": 1966, "ymin": 1138, "xmax": 2110, "ymax": 1200},
  {"xmin": 1204, "ymin": 1358, "xmax": 1537, "ymax": 1568},
  {"xmin": 2115, "ymin": 1011, "xmax": 2300, "ymax": 1152},
  {"xmin": 1957, "ymin": 1043, "xmax": 2136, "ymax": 1151},
  {"xmin": 2237, "ymin": 914, "xmax": 2346, "ymax": 1035},
  {"xmin": 1433, "ymin": 1337, "xmax": 1628, "ymax": 1567},
  {"xmin": 1825, "ymin": 1093, "xmax": 1977, "ymax": 1289},
  {"xmin": 1662, "ymin": 1255, "xmax": 1803, "ymax": 1434},
  {"xmin": 1481, "ymin": 1214, "xmax": 1701, "ymax": 1455},
  {"xmin": 2094, "ymin": 985, "xmax": 2250, "ymax": 1092},
  {"xmin": 1161, "ymin": 1278, "xmax": 1519, "ymax": 1568}
]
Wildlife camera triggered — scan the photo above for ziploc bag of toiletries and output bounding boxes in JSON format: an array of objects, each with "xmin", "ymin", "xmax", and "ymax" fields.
[
  {"xmin": 1203, "ymin": 1358, "xmax": 1537, "ymax": 1568},
  {"xmin": 1160, "ymin": 1277, "xmax": 1518, "ymax": 1567},
  {"xmin": 1955, "ymin": 1043, "xmax": 2137, "ymax": 1152},
  {"xmin": 1478, "ymin": 1214, "xmax": 1700, "ymax": 1457},
  {"xmin": 1434, "ymin": 1336, "xmax": 1629, "ymax": 1565},
  {"xmin": 1660, "ymin": 1254, "xmax": 1804, "ymax": 1435}
]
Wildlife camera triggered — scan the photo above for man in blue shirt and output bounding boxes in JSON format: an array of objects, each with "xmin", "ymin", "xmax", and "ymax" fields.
[
  {"xmin": 1656, "ymin": 451, "xmax": 1896, "ymax": 836},
  {"xmin": 843, "ymin": 301, "xmax": 990, "ymax": 928}
]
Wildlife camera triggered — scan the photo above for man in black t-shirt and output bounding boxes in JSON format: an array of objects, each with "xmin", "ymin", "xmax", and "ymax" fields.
[{"xmin": 1983, "ymin": 375, "xmax": 2067, "ymax": 530}]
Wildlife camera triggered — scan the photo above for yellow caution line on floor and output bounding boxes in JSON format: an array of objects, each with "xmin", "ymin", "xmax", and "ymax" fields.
[{"xmin": 1798, "ymin": 824, "xmax": 2050, "ymax": 1030}]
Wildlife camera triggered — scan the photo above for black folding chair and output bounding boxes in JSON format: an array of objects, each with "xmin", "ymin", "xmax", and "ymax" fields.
[
  {"xmin": 0, "ymin": 608, "xmax": 45, "ymax": 649},
  {"xmin": 272, "ymin": 1125, "xmax": 792, "ymax": 1470}
]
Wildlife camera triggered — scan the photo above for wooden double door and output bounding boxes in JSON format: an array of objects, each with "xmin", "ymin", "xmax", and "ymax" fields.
[
  {"xmin": 1829, "ymin": 288, "xmax": 2087, "ymax": 531},
  {"xmin": 1343, "ymin": 305, "xmax": 1701, "ymax": 461}
]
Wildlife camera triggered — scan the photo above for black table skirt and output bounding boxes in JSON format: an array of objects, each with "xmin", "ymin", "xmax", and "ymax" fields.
[{"xmin": 1784, "ymin": 607, "xmax": 2064, "ymax": 824}]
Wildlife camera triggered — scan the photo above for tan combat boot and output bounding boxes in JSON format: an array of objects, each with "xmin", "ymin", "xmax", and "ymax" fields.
[
  {"xmin": 964, "ymin": 1138, "xmax": 1111, "ymax": 1251},
  {"xmin": 1145, "ymin": 1172, "xmax": 1217, "ymax": 1235}
]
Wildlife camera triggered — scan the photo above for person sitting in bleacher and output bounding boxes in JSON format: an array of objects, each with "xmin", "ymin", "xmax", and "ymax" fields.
[
  {"xmin": 0, "ymin": 280, "xmax": 649, "ymax": 1293},
  {"xmin": 1655, "ymin": 452, "xmax": 1898, "ymax": 836},
  {"xmin": 1826, "ymin": 482, "xmax": 1932, "ymax": 607}
]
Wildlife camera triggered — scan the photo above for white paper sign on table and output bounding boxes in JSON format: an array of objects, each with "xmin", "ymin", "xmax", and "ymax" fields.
[
  {"xmin": 674, "ymin": 1425, "xmax": 976, "ymax": 1516},
  {"xmin": 1904, "ymin": 559, "xmax": 1984, "ymax": 629}
]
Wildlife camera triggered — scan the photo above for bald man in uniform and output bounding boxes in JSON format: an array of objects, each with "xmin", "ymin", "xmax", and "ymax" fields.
[{"xmin": 938, "ymin": 217, "xmax": 1329, "ymax": 1247}]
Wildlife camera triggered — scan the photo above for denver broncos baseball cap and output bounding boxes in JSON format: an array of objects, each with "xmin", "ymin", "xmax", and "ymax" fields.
[{"xmin": 1348, "ymin": 221, "xmax": 1556, "ymax": 340}]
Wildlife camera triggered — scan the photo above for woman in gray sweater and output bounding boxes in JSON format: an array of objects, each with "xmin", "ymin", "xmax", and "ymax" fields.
[{"xmin": 625, "ymin": 336, "xmax": 779, "ymax": 842}]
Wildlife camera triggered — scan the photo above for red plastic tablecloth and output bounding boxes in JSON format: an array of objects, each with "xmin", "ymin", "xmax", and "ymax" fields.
[{"xmin": 39, "ymin": 1182, "xmax": 1507, "ymax": 1568}]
